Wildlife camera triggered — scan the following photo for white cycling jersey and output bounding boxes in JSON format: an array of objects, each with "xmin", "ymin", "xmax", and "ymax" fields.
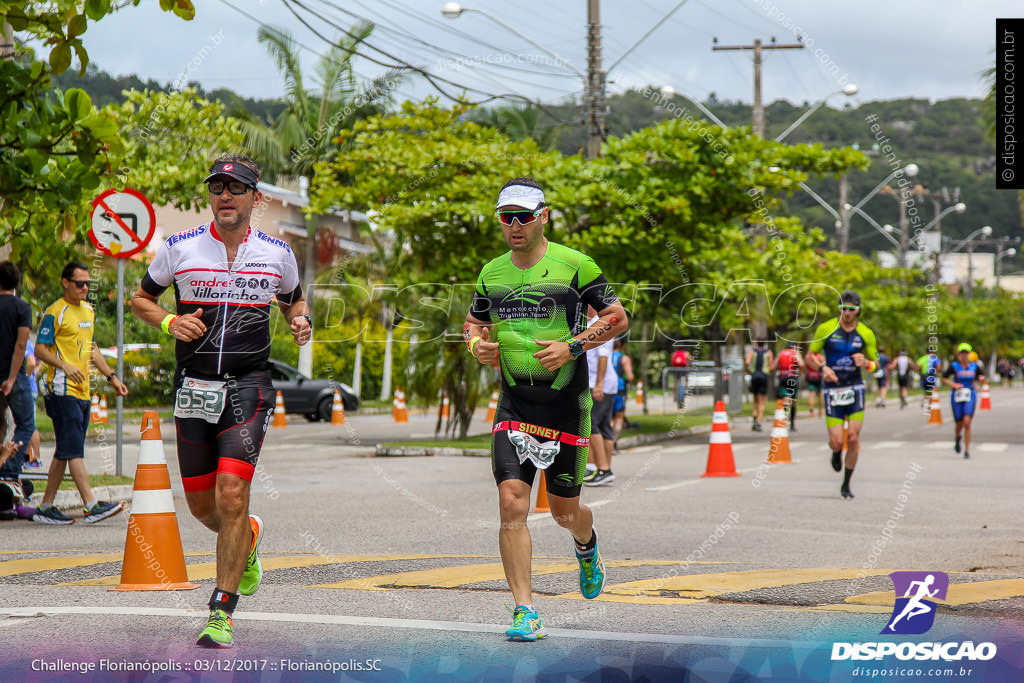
[{"xmin": 141, "ymin": 222, "xmax": 302, "ymax": 378}]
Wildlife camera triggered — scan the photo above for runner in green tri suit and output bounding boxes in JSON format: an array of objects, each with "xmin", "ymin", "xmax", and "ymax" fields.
[
  {"xmin": 464, "ymin": 177, "xmax": 628, "ymax": 641},
  {"xmin": 806, "ymin": 290, "xmax": 879, "ymax": 499}
]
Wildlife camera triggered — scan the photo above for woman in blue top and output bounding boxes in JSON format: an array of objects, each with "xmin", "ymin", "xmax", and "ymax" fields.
[{"xmin": 941, "ymin": 343, "xmax": 985, "ymax": 459}]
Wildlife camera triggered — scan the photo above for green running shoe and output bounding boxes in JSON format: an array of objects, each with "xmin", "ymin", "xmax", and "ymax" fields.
[
  {"xmin": 505, "ymin": 606, "xmax": 546, "ymax": 642},
  {"xmin": 576, "ymin": 543, "xmax": 605, "ymax": 599},
  {"xmin": 196, "ymin": 609, "xmax": 233, "ymax": 648},
  {"xmin": 237, "ymin": 515, "xmax": 263, "ymax": 596}
]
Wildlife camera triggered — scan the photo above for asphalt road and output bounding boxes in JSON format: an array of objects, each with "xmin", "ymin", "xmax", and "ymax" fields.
[{"xmin": 2, "ymin": 386, "xmax": 1023, "ymax": 682}]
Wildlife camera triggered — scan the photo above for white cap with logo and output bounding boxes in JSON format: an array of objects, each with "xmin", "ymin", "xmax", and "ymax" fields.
[{"xmin": 496, "ymin": 184, "xmax": 545, "ymax": 211}]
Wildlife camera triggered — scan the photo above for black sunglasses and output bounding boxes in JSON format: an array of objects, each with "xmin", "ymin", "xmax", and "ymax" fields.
[
  {"xmin": 208, "ymin": 180, "xmax": 254, "ymax": 196},
  {"xmin": 68, "ymin": 279, "xmax": 92, "ymax": 289}
]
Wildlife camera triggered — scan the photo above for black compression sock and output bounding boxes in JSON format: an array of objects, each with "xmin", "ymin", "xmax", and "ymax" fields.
[
  {"xmin": 842, "ymin": 467, "xmax": 854, "ymax": 488},
  {"xmin": 574, "ymin": 528, "xmax": 597, "ymax": 552}
]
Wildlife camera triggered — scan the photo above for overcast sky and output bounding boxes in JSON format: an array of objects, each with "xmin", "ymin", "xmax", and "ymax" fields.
[{"xmin": 76, "ymin": 0, "xmax": 1009, "ymax": 109}]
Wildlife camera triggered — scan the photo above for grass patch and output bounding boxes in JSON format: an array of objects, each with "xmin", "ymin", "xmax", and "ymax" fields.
[
  {"xmin": 627, "ymin": 412, "xmax": 713, "ymax": 434},
  {"xmin": 57, "ymin": 474, "xmax": 134, "ymax": 491}
]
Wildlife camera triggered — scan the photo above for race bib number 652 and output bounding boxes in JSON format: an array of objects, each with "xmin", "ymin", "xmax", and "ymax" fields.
[{"xmin": 174, "ymin": 377, "xmax": 227, "ymax": 423}]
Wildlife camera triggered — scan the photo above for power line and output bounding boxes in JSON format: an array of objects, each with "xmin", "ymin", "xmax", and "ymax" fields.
[{"xmin": 607, "ymin": 0, "xmax": 695, "ymax": 73}]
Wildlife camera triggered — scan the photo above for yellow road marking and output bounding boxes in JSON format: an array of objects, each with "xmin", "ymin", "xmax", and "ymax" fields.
[
  {"xmin": 59, "ymin": 554, "xmax": 500, "ymax": 586},
  {"xmin": 842, "ymin": 578, "xmax": 1024, "ymax": 607},
  {"xmin": 317, "ymin": 559, "xmax": 720, "ymax": 591},
  {"xmin": 0, "ymin": 554, "xmax": 123, "ymax": 577},
  {"xmin": 596, "ymin": 568, "xmax": 897, "ymax": 600}
]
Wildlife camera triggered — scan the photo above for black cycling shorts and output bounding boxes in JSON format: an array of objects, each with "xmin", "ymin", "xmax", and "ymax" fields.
[
  {"xmin": 175, "ymin": 369, "xmax": 275, "ymax": 493},
  {"xmin": 490, "ymin": 384, "xmax": 591, "ymax": 499},
  {"xmin": 750, "ymin": 373, "xmax": 768, "ymax": 396}
]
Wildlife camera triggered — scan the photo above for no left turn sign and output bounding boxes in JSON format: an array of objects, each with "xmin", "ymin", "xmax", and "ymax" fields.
[{"xmin": 89, "ymin": 188, "xmax": 156, "ymax": 258}]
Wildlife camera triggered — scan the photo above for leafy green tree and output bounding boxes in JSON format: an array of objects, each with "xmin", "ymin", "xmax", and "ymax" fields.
[{"xmin": 232, "ymin": 23, "xmax": 402, "ymax": 376}]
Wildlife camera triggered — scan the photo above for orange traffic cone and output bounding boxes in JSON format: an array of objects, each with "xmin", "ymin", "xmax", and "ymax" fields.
[
  {"xmin": 979, "ymin": 382, "xmax": 991, "ymax": 410},
  {"xmin": 927, "ymin": 389, "xmax": 943, "ymax": 425},
  {"xmin": 99, "ymin": 395, "xmax": 109, "ymax": 424},
  {"xmin": 331, "ymin": 388, "xmax": 345, "ymax": 425},
  {"xmin": 531, "ymin": 473, "xmax": 550, "ymax": 513},
  {"xmin": 702, "ymin": 400, "xmax": 740, "ymax": 477},
  {"xmin": 484, "ymin": 388, "xmax": 498, "ymax": 423},
  {"xmin": 440, "ymin": 391, "xmax": 450, "ymax": 419},
  {"xmin": 112, "ymin": 411, "xmax": 199, "ymax": 592},
  {"xmin": 767, "ymin": 399, "xmax": 793, "ymax": 464},
  {"xmin": 393, "ymin": 387, "xmax": 408, "ymax": 423},
  {"xmin": 89, "ymin": 394, "xmax": 101, "ymax": 424},
  {"xmin": 273, "ymin": 390, "xmax": 287, "ymax": 428},
  {"xmin": 636, "ymin": 380, "xmax": 644, "ymax": 406}
]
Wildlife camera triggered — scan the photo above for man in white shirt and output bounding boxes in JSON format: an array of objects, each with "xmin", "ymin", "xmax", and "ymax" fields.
[{"xmin": 583, "ymin": 308, "xmax": 618, "ymax": 486}]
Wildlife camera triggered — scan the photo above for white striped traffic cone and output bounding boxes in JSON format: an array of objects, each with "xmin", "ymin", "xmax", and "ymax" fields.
[
  {"xmin": 99, "ymin": 395, "xmax": 109, "ymax": 424},
  {"xmin": 273, "ymin": 390, "xmax": 287, "ymax": 428},
  {"xmin": 112, "ymin": 411, "xmax": 198, "ymax": 591},
  {"xmin": 767, "ymin": 399, "xmax": 793, "ymax": 464},
  {"xmin": 331, "ymin": 388, "xmax": 346, "ymax": 425},
  {"xmin": 89, "ymin": 394, "xmax": 101, "ymax": 424},
  {"xmin": 484, "ymin": 389, "xmax": 498, "ymax": 423},
  {"xmin": 702, "ymin": 401, "xmax": 740, "ymax": 477},
  {"xmin": 393, "ymin": 387, "xmax": 408, "ymax": 423}
]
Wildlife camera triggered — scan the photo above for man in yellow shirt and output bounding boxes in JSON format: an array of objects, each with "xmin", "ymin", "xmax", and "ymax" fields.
[{"xmin": 33, "ymin": 262, "xmax": 128, "ymax": 524}]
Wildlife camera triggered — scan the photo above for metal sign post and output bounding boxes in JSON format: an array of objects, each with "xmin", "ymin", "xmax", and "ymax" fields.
[{"xmin": 88, "ymin": 188, "xmax": 156, "ymax": 477}]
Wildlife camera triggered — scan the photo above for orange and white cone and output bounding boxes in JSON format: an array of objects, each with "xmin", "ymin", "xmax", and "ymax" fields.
[
  {"xmin": 112, "ymin": 411, "xmax": 199, "ymax": 591},
  {"xmin": 702, "ymin": 400, "xmax": 740, "ymax": 477},
  {"xmin": 99, "ymin": 395, "xmax": 109, "ymax": 425},
  {"xmin": 440, "ymin": 391, "xmax": 450, "ymax": 419},
  {"xmin": 273, "ymin": 390, "xmax": 287, "ymax": 428},
  {"xmin": 393, "ymin": 387, "xmax": 408, "ymax": 423},
  {"xmin": 767, "ymin": 399, "xmax": 793, "ymax": 464},
  {"xmin": 927, "ymin": 388, "xmax": 943, "ymax": 425},
  {"xmin": 979, "ymin": 382, "xmax": 991, "ymax": 410},
  {"xmin": 89, "ymin": 394, "xmax": 101, "ymax": 424},
  {"xmin": 636, "ymin": 380, "xmax": 644, "ymax": 406},
  {"xmin": 531, "ymin": 473, "xmax": 550, "ymax": 513},
  {"xmin": 484, "ymin": 389, "xmax": 498, "ymax": 423},
  {"xmin": 331, "ymin": 388, "xmax": 346, "ymax": 425}
]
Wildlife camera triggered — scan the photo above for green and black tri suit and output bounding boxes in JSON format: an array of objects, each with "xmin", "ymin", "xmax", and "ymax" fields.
[{"xmin": 469, "ymin": 242, "xmax": 619, "ymax": 497}]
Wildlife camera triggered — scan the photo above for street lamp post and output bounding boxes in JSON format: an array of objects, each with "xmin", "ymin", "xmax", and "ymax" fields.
[
  {"xmin": 774, "ymin": 84, "xmax": 858, "ymax": 142},
  {"xmin": 658, "ymin": 86, "xmax": 727, "ymax": 127},
  {"xmin": 996, "ymin": 247, "xmax": 1018, "ymax": 290},
  {"xmin": 841, "ymin": 163, "xmax": 918, "ymax": 258},
  {"xmin": 945, "ymin": 226, "xmax": 992, "ymax": 297}
]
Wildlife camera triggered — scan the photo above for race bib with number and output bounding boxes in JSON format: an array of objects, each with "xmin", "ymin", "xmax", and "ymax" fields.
[
  {"xmin": 954, "ymin": 387, "xmax": 973, "ymax": 403},
  {"xmin": 174, "ymin": 377, "xmax": 227, "ymax": 423},
  {"xmin": 829, "ymin": 387, "xmax": 856, "ymax": 406},
  {"xmin": 507, "ymin": 430, "xmax": 561, "ymax": 470}
]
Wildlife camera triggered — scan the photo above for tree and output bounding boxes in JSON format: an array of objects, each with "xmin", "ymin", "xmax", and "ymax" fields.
[
  {"xmin": 234, "ymin": 23, "xmax": 402, "ymax": 377},
  {"xmin": 7, "ymin": 87, "xmax": 242, "ymax": 292},
  {"xmin": 310, "ymin": 100, "xmax": 569, "ymax": 438}
]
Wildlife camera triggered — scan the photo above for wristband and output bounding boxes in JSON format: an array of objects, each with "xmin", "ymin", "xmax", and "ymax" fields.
[
  {"xmin": 469, "ymin": 335, "xmax": 482, "ymax": 355},
  {"xmin": 297, "ymin": 314, "xmax": 312, "ymax": 327},
  {"xmin": 106, "ymin": 372, "xmax": 117, "ymax": 383},
  {"xmin": 161, "ymin": 313, "xmax": 179, "ymax": 335},
  {"xmin": 867, "ymin": 360, "xmax": 876, "ymax": 373}
]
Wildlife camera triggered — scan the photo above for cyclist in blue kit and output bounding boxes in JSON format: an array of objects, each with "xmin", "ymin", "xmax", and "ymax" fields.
[
  {"xmin": 941, "ymin": 343, "xmax": 985, "ymax": 459},
  {"xmin": 806, "ymin": 290, "xmax": 879, "ymax": 499}
]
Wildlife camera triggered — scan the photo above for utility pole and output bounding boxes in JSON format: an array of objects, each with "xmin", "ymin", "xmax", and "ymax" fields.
[
  {"xmin": 585, "ymin": 0, "xmax": 605, "ymax": 159},
  {"xmin": 712, "ymin": 37, "xmax": 804, "ymax": 136}
]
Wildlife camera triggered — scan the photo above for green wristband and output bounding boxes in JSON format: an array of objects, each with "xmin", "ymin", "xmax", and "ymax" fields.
[{"xmin": 161, "ymin": 313, "xmax": 178, "ymax": 335}]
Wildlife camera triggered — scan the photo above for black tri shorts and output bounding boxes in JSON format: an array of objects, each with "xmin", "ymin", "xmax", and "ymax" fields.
[
  {"xmin": 174, "ymin": 368, "xmax": 275, "ymax": 493},
  {"xmin": 490, "ymin": 383, "xmax": 592, "ymax": 499}
]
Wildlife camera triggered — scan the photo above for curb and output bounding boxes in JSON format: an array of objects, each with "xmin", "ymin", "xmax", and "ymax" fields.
[
  {"xmin": 30, "ymin": 485, "xmax": 135, "ymax": 512},
  {"xmin": 374, "ymin": 424, "xmax": 715, "ymax": 457}
]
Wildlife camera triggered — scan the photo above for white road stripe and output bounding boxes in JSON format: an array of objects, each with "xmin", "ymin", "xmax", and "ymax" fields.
[
  {"xmin": 977, "ymin": 443, "xmax": 1009, "ymax": 452},
  {"xmin": 873, "ymin": 441, "xmax": 906, "ymax": 449},
  {"xmin": 0, "ymin": 606, "xmax": 818, "ymax": 648},
  {"xmin": 925, "ymin": 441, "xmax": 952, "ymax": 449}
]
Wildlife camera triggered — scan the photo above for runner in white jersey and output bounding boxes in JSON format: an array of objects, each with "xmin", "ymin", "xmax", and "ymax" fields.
[{"xmin": 131, "ymin": 155, "xmax": 312, "ymax": 649}]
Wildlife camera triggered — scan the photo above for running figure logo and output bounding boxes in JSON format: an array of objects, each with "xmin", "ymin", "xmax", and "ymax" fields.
[{"xmin": 882, "ymin": 571, "xmax": 949, "ymax": 635}]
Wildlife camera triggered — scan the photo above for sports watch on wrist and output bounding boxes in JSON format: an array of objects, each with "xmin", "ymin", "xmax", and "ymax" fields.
[{"xmin": 567, "ymin": 338, "xmax": 585, "ymax": 358}]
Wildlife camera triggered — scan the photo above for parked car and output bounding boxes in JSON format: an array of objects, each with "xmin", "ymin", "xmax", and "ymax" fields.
[{"xmin": 269, "ymin": 360, "xmax": 359, "ymax": 421}]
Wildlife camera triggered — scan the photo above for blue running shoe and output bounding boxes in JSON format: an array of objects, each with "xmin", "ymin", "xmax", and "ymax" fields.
[
  {"xmin": 576, "ymin": 539, "xmax": 605, "ymax": 599},
  {"xmin": 505, "ymin": 606, "xmax": 546, "ymax": 641}
]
